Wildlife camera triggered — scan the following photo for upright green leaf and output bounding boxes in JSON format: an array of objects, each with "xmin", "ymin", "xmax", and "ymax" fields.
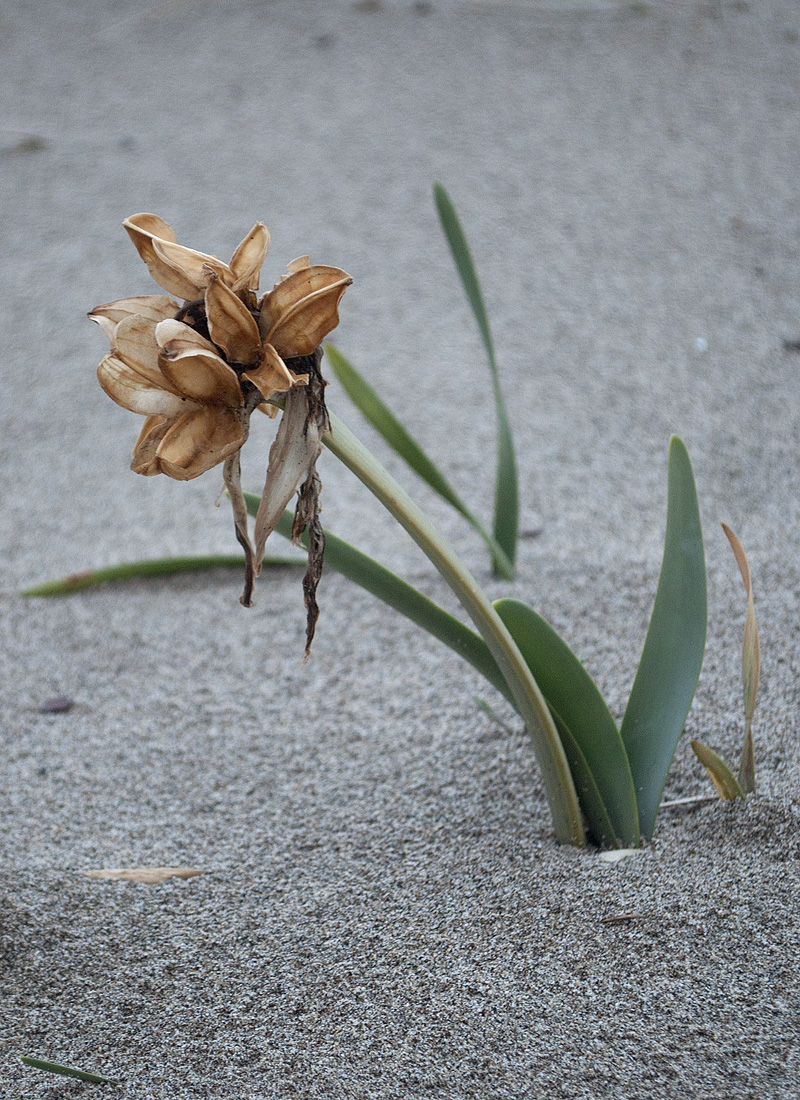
[
  {"xmin": 494, "ymin": 598, "xmax": 640, "ymax": 848},
  {"xmin": 620, "ymin": 437, "xmax": 707, "ymax": 840},
  {"xmin": 433, "ymin": 181, "xmax": 519, "ymax": 575},
  {"xmin": 326, "ymin": 345, "xmax": 514, "ymax": 578},
  {"xmin": 721, "ymin": 523, "xmax": 759, "ymax": 795}
]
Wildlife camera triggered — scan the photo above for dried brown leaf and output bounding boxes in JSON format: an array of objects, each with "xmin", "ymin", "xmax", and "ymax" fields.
[{"xmin": 85, "ymin": 867, "xmax": 204, "ymax": 884}]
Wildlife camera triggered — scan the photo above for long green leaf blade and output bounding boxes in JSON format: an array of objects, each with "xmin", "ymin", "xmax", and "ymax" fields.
[
  {"xmin": 620, "ymin": 437, "xmax": 707, "ymax": 840},
  {"xmin": 20, "ymin": 1056, "xmax": 121, "ymax": 1085},
  {"xmin": 326, "ymin": 344, "xmax": 514, "ymax": 578},
  {"xmin": 22, "ymin": 555, "xmax": 303, "ymax": 596},
  {"xmin": 494, "ymin": 598, "xmax": 640, "ymax": 848},
  {"xmin": 245, "ymin": 497, "xmax": 510, "ymax": 700},
  {"xmin": 433, "ymin": 181, "xmax": 519, "ymax": 574}
]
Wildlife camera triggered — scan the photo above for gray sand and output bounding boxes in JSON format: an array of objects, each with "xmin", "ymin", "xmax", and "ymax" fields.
[{"xmin": 2, "ymin": 1, "xmax": 799, "ymax": 1096}]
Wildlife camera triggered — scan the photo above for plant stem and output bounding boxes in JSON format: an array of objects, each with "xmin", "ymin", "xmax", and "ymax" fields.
[{"xmin": 323, "ymin": 410, "xmax": 585, "ymax": 847}]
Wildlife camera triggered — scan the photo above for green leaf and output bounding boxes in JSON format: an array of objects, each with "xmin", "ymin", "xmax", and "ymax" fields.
[
  {"xmin": 690, "ymin": 740, "xmax": 745, "ymax": 801},
  {"xmin": 620, "ymin": 437, "xmax": 707, "ymax": 840},
  {"xmin": 325, "ymin": 344, "xmax": 514, "ymax": 578},
  {"xmin": 494, "ymin": 598, "xmax": 640, "ymax": 848},
  {"xmin": 22, "ymin": 554, "xmax": 304, "ymax": 596},
  {"xmin": 721, "ymin": 523, "xmax": 759, "ymax": 795},
  {"xmin": 244, "ymin": 496, "xmax": 510, "ymax": 701},
  {"xmin": 433, "ymin": 181, "xmax": 519, "ymax": 575},
  {"xmin": 20, "ymin": 1056, "xmax": 121, "ymax": 1085}
]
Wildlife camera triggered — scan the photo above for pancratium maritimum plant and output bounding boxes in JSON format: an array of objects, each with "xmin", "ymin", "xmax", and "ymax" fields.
[
  {"xmin": 34, "ymin": 186, "xmax": 735, "ymax": 850},
  {"xmin": 90, "ymin": 213, "xmax": 351, "ymax": 646}
]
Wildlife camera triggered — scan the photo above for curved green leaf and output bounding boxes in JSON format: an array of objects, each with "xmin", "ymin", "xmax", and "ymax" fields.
[
  {"xmin": 494, "ymin": 597, "xmax": 640, "ymax": 848},
  {"xmin": 433, "ymin": 181, "xmax": 519, "ymax": 575},
  {"xmin": 325, "ymin": 345, "xmax": 514, "ymax": 578},
  {"xmin": 620, "ymin": 437, "xmax": 707, "ymax": 840}
]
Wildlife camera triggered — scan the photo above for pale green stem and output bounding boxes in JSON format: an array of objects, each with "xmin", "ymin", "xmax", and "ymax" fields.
[{"xmin": 324, "ymin": 410, "xmax": 585, "ymax": 847}]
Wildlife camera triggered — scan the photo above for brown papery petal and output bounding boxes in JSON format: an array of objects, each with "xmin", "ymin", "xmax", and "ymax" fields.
[
  {"xmin": 241, "ymin": 343, "xmax": 298, "ymax": 399},
  {"xmin": 124, "ymin": 213, "xmax": 178, "ymax": 246},
  {"xmin": 114, "ymin": 315, "xmax": 182, "ymax": 394},
  {"xmin": 88, "ymin": 312, "xmax": 117, "ymax": 342},
  {"xmin": 98, "ymin": 354, "xmax": 197, "ymax": 418},
  {"xmin": 159, "ymin": 348, "xmax": 244, "ymax": 408},
  {"xmin": 155, "ymin": 318, "xmax": 218, "ymax": 354},
  {"xmin": 260, "ymin": 266, "xmax": 352, "ymax": 358},
  {"xmin": 153, "ymin": 238, "xmax": 230, "ymax": 294},
  {"xmin": 123, "ymin": 214, "xmax": 202, "ymax": 300},
  {"xmin": 205, "ymin": 274, "xmax": 262, "ymax": 364},
  {"xmin": 156, "ymin": 407, "xmax": 245, "ymax": 480},
  {"xmin": 90, "ymin": 295, "xmax": 180, "ymax": 328},
  {"xmin": 89, "ymin": 296, "xmax": 181, "ymax": 345},
  {"xmin": 131, "ymin": 415, "xmax": 171, "ymax": 475},
  {"xmin": 229, "ymin": 222, "xmax": 270, "ymax": 294},
  {"xmin": 274, "ymin": 256, "xmax": 310, "ymax": 284}
]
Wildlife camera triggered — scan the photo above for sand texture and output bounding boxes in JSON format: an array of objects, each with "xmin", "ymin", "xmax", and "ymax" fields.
[{"xmin": 2, "ymin": 1, "xmax": 799, "ymax": 1096}]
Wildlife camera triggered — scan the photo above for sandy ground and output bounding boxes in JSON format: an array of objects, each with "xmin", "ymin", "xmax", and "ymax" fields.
[{"xmin": 2, "ymin": 0, "xmax": 800, "ymax": 1096}]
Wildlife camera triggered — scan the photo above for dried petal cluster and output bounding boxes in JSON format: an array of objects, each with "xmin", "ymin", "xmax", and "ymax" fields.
[{"xmin": 90, "ymin": 214, "xmax": 351, "ymax": 620}]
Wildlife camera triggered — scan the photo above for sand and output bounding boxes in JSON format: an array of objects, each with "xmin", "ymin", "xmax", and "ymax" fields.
[{"xmin": 2, "ymin": 0, "xmax": 799, "ymax": 1096}]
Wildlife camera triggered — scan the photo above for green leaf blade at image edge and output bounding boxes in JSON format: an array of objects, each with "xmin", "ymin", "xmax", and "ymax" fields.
[
  {"xmin": 494, "ymin": 598, "xmax": 640, "ymax": 848},
  {"xmin": 20, "ymin": 1056, "xmax": 121, "ymax": 1085},
  {"xmin": 21, "ymin": 555, "xmax": 304, "ymax": 596},
  {"xmin": 620, "ymin": 437, "xmax": 707, "ymax": 840},
  {"xmin": 325, "ymin": 345, "xmax": 514, "ymax": 579},
  {"xmin": 433, "ymin": 181, "xmax": 519, "ymax": 575},
  {"xmin": 690, "ymin": 740, "xmax": 744, "ymax": 801}
]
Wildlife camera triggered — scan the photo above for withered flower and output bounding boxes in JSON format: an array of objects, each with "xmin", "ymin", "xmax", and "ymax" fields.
[{"xmin": 91, "ymin": 214, "xmax": 351, "ymax": 643}]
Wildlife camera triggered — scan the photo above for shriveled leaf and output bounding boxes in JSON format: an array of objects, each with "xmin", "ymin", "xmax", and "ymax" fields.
[
  {"xmin": 433, "ymin": 181, "xmax": 519, "ymax": 575},
  {"xmin": 20, "ymin": 1056, "xmax": 121, "ymax": 1086},
  {"xmin": 245, "ymin": 495, "xmax": 509, "ymax": 700},
  {"xmin": 494, "ymin": 598, "xmax": 640, "ymax": 848},
  {"xmin": 691, "ymin": 739, "xmax": 744, "ymax": 801},
  {"xmin": 620, "ymin": 437, "xmax": 707, "ymax": 840},
  {"xmin": 85, "ymin": 867, "xmax": 204, "ymax": 884},
  {"xmin": 326, "ymin": 345, "xmax": 514, "ymax": 579},
  {"xmin": 721, "ymin": 522, "xmax": 759, "ymax": 795},
  {"xmin": 253, "ymin": 385, "xmax": 323, "ymax": 568}
]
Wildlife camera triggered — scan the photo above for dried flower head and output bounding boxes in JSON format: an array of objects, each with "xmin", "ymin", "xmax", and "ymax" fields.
[{"xmin": 91, "ymin": 214, "xmax": 351, "ymax": 638}]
